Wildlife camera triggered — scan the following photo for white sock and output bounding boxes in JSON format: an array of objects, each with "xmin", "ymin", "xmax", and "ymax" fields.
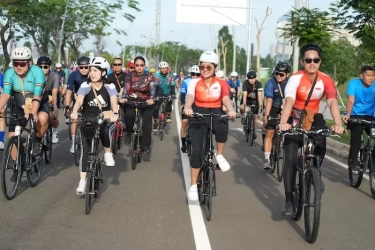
[
  {"xmin": 52, "ymin": 128, "xmax": 57, "ymax": 132},
  {"xmin": 264, "ymin": 152, "xmax": 270, "ymax": 161}
]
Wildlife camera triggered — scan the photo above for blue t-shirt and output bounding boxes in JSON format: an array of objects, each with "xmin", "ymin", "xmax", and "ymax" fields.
[
  {"xmin": 3, "ymin": 65, "xmax": 45, "ymax": 96},
  {"xmin": 0, "ymin": 72, "xmax": 3, "ymax": 89},
  {"xmin": 264, "ymin": 77, "xmax": 288, "ymax": 108},
  {"xmin": 67, "ymin": 70, "xmax": 88, "ymax": 92},
  {"xmin": 154, "ymin": 72, "xmax": 175, "ymax": 95},
  {"xmin": 347, "ymin": 78, "xmax": 375, "ymax": 116},
  {"xmin": 227, "ymin": 78, "xmax": 241, "ymax": 89}
]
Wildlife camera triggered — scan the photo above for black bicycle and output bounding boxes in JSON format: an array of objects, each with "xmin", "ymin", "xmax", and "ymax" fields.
[
  {"xmin": 43, "ymin": 121, "xmax": 53, "ymax": 164},
  {"xmin": 268, "ymin": 117, "xmax": 284, "ymax": 182},
  {"xmin": 77, "ymin": 114, "xmax": 106, "ymax": 215},
  {"xmin": 5, "ymin": 97, "xmax": 14, "ymax": 127},
  {"xmin": 346, "ymin": 119, "xmax": 375, "ymax": 198},
  {"xmin": 244, "ymin": 105, "xmax": 256, "ymax": 146},
  {"xmin": 157, "ymin": 96, "xmax": 173, "ymax": 141},
  {"xmin": 74, "ymin": 120, "xmax": 82, "ymax": 167},
  {"xmin": 280, "ymin": 127, "xmax": 336, "ymax": 243},
  {"xmin": 194, "ymin": 112, "xmax": 238, "ymax": 221},
  {"xmin": 127, "ymin": 100, "xmax": 147, "ymax": 170},
  {"xmin": 1, "ymin": 114, "xmax": 43, "ymax": 200}
]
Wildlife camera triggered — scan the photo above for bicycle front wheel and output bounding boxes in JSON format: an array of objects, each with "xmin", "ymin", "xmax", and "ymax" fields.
[
  {"xmin": 44, "ymin": 123, "xmax": 53, "ymax": 164},
  {"xmin": 276, "ymin": 137, "xmax": 284, "ymax": 182},
  {"xmin": 27, "ymin": 134, "xmax": 42, "ymax": 187},
  {"xmin": 304, "ymin": 166, "xmax": 321, "ymax": 243},
  {"xmin": 292, "ymin": 164, "xmax": 303, "ymax": 221},
  {"xmin": 74, "ymin": 125, "xmax": 82, "ymax": 167},
  {"xmin": 348, "ymin": 150, "xmax": 364, "ymax": 188},
  {"xmin": 85, "ymin": 171, "xmax": 94, "ymax": 214},
  {"xmin": 131, "ymin": 135, "xmax": 138, "ymax": 170},
  {"xmin": 1, "ymin": 136, "xmax": 22, "ymax": 200},
  {"xmin": 204, "ymin": 167, "xmax": 214, "ymax": 221},
  {"xmin": 248, "ymin": 116, "xmax": 254, "ymax": 146}
]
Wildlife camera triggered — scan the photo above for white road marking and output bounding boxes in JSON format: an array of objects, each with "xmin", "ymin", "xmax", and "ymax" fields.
[{"xmin": 174, "ymin": 99, "xmax": 212, "ymax": 250}]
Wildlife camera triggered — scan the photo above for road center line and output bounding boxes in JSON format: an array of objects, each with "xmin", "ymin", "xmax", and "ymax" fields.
[{"xmin": 174, "ymin": 99, "xmax": 212, "ymax": 250}]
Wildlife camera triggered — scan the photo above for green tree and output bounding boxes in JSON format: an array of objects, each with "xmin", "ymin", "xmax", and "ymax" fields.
[{"xmin": 216, "ymin": 26, "xmax": 233, "ymax": 76}]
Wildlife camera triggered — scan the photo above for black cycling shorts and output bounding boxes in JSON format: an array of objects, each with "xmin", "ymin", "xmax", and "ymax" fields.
[{"xmin": 9, "ymin": 102, "xmax": 49, "ymax": 132}]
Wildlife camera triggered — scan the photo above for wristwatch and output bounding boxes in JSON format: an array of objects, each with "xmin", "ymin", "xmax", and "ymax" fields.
[{"xmin": 113, "ymin": 112, "xmax": 119, "ymax": 115}]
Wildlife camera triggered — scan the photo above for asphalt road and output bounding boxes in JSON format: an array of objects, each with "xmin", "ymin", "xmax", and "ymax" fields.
[{"xmin": 0, "ymin": 103, "xmax": 374, "ymax": 250}]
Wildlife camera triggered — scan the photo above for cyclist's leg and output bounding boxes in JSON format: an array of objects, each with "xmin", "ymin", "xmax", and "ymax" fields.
[
  {"xmin": 0, "ymin": 106, "xmax": 6, "ymax": 149},
  {"xmin": 124, "ymin": 105, "xmax": 135, "ymax": 144},
  {"xmin": 49, "ymin": 107, "xmax": 60, "ymax": 143},
  {"xmin": 347, "ymin": 115, "xmax": 365, "ymax": 168},
  {"xmin": 263, "ymin": 107, "xmax": 279, "ymax": 168},
  {"xmin": 141, "ymin": 106, "xmax": 153, "ymax": 153},
  {"xmin": 166, "ymin": 100, "xmax": 173, "ymax": 122},
  {"xmin": 180, "ymin": 106, "xmax": 189, "ymax": 152},
  {"xmin": 212, "ymin": 108, "xmax": 230, "ymax": 172},
  {"xmin": 311, "ymin": 114, "xmax": 327, "ymax": 165},
  {"xmin": 152, "ymin": 101, "xmax": 160, "ymax": 130},
  {"xmin": 100, "ymin": 122, "xmax": 115, "ymax": 166},
  {"xmin": 76, "ymin": 134, "xmax": 91, "ymax": 194}
]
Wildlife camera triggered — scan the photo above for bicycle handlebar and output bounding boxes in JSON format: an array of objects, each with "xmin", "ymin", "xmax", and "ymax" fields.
[
  {"xmin": 193, "ymin": 112, "xmax": 241, "ymax": 119},
  {"xmin": 278, "ymin": 127, "xmax": 336, "ymax": 137},
  {"xmin": 347, "ymin": 118, "xmax": 375, "ymax": 125}
]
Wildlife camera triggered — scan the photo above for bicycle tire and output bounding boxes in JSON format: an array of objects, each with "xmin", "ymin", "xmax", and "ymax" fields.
[
  {"xmin": 74, "ymin": 125, "xmax": 82, "ymax": 167},
  {"xmin": 68, "ymin": 120, "xmax": 72, "ymax": 140},
  {"xmin": 348, "ymin": 147, "xmax": 364, "ymax": 188},
  {"xmin": 131, "ymin": 135, "xmax": 138, "ymax": 170},
  {"xmin": 117, "ymin": 128, "xmax": 122, "ymax": 150},
  {"xmin": 44, "ymin": 123, "xmax": 53, "ymax": 164},
  {"xmin": 270, "ymin": 136, "xmax": 277, "ymax": 173},
  {"xmin": 197, "ymin": 167, "xmax": 206, "ymax": 204},
  {"xmin": 85, "ymin": 171, "xmax": 93, "ymax": 214},
  {"xmin": 159, "ymin": 121, "xmax": 164, "ymax": 141},
  {"xmin": 204, "ymin": 167, "xmax": 214, "ymax": 221},
  {"xmin": 292, "ymin": 163, "xmax": 303, "ymax": 221},
  {"xmin": 111, "ymin": 130, "xmax": 117, "ymax": 155},
  {"xmin": 5, "ymin": 98, "xmax": 13, "ymax": 127},
  {"xmin": 27, "ymin": 134, "xmax": 42, "ymax": 187},
  {"xmin": 276, "ymin": 138, "xmax": 284, "ymax": 182},
  {"xmin": 1, "ymin": 136, "xmax": 22, "ymax": 200},
  {"xmin": 368, "ymin": 154, "xmax": 375, "ymax": 199},
  {"xmin": 249, "ymin": 116, "xmax": 254, "ymax": 146},
  {"xmin": 245, "ymin": 116, "xmax": 249, "ymax": 142},
  {"xmin": 304, "ymin": 166, "xmax": 321, "ymax": 243},
  {"xmin": 94, "ymin": 161, "xmax": 102, "ymax": 198}
]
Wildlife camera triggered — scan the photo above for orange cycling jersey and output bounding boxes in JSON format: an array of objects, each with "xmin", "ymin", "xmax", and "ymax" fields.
[
  {"xmin": 284, "ymin": 70, "xmax": 337, "ymax": 113},
  {"xmin": 187, "ymin": 77, "xmax": 230, "ymax": 108}
]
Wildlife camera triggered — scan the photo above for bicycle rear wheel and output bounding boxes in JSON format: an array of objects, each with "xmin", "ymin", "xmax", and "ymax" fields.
[
  {"xmin": 204, "ymin": 167, "xmax": 214, "ymax": 221},
  {"xmin": 85, "ymin": 171, "xmax": 94, "ymax": 214},
  {"xmin": 348, "ymin": 148, "xmax": 364, "ymax": 188},
  {"xmin": 270, "ymin": 136, "xmax": 277, "ymax": 173},
  {"xmin": 117, "ymin": 127, "xmax": 122, "ymax": 150},
  {"xmin": 131, "ymin": 135, "xmax": 138, "ymax": 170},
  {"xmin": 304, "ymin": 166, "xmax": 321, "ymax": 243},
  {"xmin": 44, "ymin": 123, "xmax": 53, "ymax": 164},
  {"xmin": 197, "ymin": 167, "xmax": 206, "ymax": 204},
  {"xmin": 27, "ymin": 134, "xmax": 42, "ymax": 187},
  {"xmin": 1, "ymin": 136, "xmax": 22, "ymax": 200},
  {"xmin": 74, "ymin": 125, "xmax": 82, "ymax": 167},
  {"xmin": 111, "ymin": 129, "xmax": 118, "ymax": 155}
]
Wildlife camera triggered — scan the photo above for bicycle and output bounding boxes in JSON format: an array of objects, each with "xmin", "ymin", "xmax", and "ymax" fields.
[
  {"xmin": 1, "ymin": 114, "xmax": 43, "ymax": 200},
  {"xmin": 268, "ymin": 117, "xmax": 284, "ymax": 182},
  {"xmin": 194, "ymin": 112, "xmax": 239, "ymax": 221},
  {"xmin": 74, "ymin": 119, "xmax": 82, "ymax": 167},
  {"xmin": 43, "ymin": 120, "xmax": 53, "ymax": 164},
  {"xmin": 244, "ymin": 105, "xmax": 256, "ymax": 146},
  {"xmin": 280, "ymin": 127, "xmax": 337, "ymax": 243},
  {"xmin": 346, "ymin": 119, "xmax": 375, "ymax": 198},
  {"xmin": 111, "ymin": 119, "xmax": 123, "ymax": 155},
  {"xmin": 157, "ymin": 96, "xmax": 173, "ymax": 141},
  {"xmin": 77, "ymin": 114, "xmax": 106, "ymax": 215},
  {"xmin": 127, "ymin": 100, "xmax": 147, "ymax": 170},
  {"xmin": 5, "ymin": 96, "xmax": 14, "ymax": 127}
]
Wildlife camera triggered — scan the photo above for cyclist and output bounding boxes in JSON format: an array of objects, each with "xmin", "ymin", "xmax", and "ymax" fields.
[
  {"xmin": 120, "ymin": 56, "xmax": 156, "ymax": 154},
  {"xmin": 262, "ymin": 61, "xmax": 291, "ymax": 169},
  {"xmin": 240, "ymin": 70, "xmax": 263, "ymax": 137},
  {"xmin": 180, "ymin": 65, "xmax": 200, "ymax": 153},
  {"xmin": 183, "ymin": 51, "xmax": 236, "ymax": 201},
  {"xmin": 343, "ymin": 65, "xmax": 375, "ymax": 170},
  {"xmin": 66, "ymin": 56, "xmax": 90, "ymax": 153},
  {"xmin": 278, "ymin": 44, "xmax": 345, "ymax": 215},
  {"xmin": 54, "ymin": 63, "xmax": 65, "ymax": 86},
  {"xmin": 0, "ymin": 47, "xmax": 48, "ymax": 156},
  {"xmin": 125, "ymin": 60, "xmax": 135, "ymax": 73},
  {"xmin": 37, "ymin": 56, "xmax": 60, "ymax": 143},
  {"xmin": 70, "ymin": 62, "xmax": 78, "ymax": 72},
  {"xmin": 70, "ymin": 57, "xmax": 118, "ymax": 195},
  {"xmin": 0, "ymin": 71, "xmax": 4, "ymax": 149},
  {"xmin": 216, "ymin": 70, "xmax": 225, "ymax": 79},
  {"xmin": 153, "ymin": 61, "xmax": 175, "ymax": 128},
  {"xmin": 107, "ymin": 58, "xmax": 126, "ymax": 94},
  {"xmin": 228, "ymin": 71, "xmax": 241, "ymax": 113}
]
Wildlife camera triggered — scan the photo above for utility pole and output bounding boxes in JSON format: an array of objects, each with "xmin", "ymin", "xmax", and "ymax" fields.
[
  {"xmin": 245, "ymin": 0, "xmax": 254, "ymax": 72},
  {"xmin": 155, "ymin": 0, "xmax": 161, "ymax": 47},
  {"xmin": 232, "ymin": 26, "xmax": 236, "ymax": 72},
  {"xmin": 292, "ymin": 0, "xmax": 300, "ymax": 73}
]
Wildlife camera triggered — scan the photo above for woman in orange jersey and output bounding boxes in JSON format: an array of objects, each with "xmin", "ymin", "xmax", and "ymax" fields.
[
  {"xmin": 278, "ymin": 44, "xmax": 345, "ymax": 216},
  {"xmin": 183, "ymin": 51, "xmax": 237, "ymax": 201}
]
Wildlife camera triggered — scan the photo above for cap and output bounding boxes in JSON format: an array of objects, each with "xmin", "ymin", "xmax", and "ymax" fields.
[{"xmin": 127, "ymin": 61, "xmax": 134, "ymax": 67}]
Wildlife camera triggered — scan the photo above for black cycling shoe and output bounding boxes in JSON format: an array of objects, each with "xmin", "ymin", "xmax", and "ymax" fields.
[
  {"xmin": 181, "ymin": 144, "xmax": 187, "ymax": 153},
  {"xmin": 282, "ymin": 201, "xmax": 293, "ymax": 216},
  {"xmin": 349, "ymin": 158, "xmax": 360, "ymax": 171},
  {"xmin": 32, "ymin": 140, "xmax": 41, "ymax": 156},
  {"xmin": 10, "ymin": 170, "xmax": 18, "ymax": 182}
]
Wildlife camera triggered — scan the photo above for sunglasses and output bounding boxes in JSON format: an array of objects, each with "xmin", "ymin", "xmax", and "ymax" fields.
[
  {"xmin": 79, "ymin": 66, "xmax": 89, "ymax": 69},
  {"xmin": 13, "ymin": 61, "xmax": 28, "ymax": 67},
  {"xmin": 38, "ymin": 65, "xmax": 49, "ymax": 69},
  {"xmin": 113, "ymin": 63, "xmax": 122, "ymax": 66},
  {"xmin": 274, "ymin": 72, "xmax": 286, "ymax": 77},
  {"xmin": 304, "ymin": 58, "xmax": 321, "ymax": 64},
  {"xmin": 191, "ymin": 73, "xmax": 201, "ymax": 76},
  {"xmin": 135, "ymin": 64, "xmax": 144, "ymax": 67},
  {"xmin": 199, "ymin": 65, "xmax": 213, "ymax": 71},
  {"xmin": 130, "ymin": 67, "xmax": 135, "ymax": 70},
  {"xmin": 231, "ymin": 76, "xmax": 236, "ymax": 78}
]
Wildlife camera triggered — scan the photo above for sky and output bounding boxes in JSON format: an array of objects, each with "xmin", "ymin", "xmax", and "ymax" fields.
[{"xmin": 83, "ymin": 0, "xmax": 335, "ymax": 59}]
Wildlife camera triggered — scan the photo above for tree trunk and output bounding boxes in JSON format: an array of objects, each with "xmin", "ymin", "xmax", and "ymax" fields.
[
  {"xmin": 255, "ymin": 7, "xmax": 272, "ymax": 79},
  {"xmin": 0, "ymin": 17, "xmax": 14, "ymax": 71},
  {"xmin": 220, "ymin": 37, "xmax": 229, "ymax": 76}
]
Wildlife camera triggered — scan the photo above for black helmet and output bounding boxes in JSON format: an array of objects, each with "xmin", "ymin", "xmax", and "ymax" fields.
[
  {"xmin": 275, "ymin": 61, "xmax": 291, "ymax": 73},
  {"xmin": 37, "ymin": 56, "xmax": 52, "ymax": 65},
  {"xmin": 246, "ymin": 70, "xmax": 257, "ymax": 79},
  {"xmin": 77, "ymin": 56, "xmax": 90, "ymax": 65}
]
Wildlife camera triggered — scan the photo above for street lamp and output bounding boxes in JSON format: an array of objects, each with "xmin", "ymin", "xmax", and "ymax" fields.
[{"xmin": 58, "ymin": 0, "xmax": 70, "ymax": 63}]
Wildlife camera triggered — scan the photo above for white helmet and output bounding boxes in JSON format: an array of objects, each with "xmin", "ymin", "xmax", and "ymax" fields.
[
  {"xmin": 158, "ymin": 61, "xmax": 169, "ymax": 68},
  {"xmin": 190, "ymin": 65, "xmax": 200, "ymax": 74},
  {"xmin": 230, "ymin": 71, "xmax": 238, "ymax": 77},
  {"xmin": 55, "ymin": 63, "xmax": 62, "ymax": 68},
  {"xmin": 89, "ymin": 57, "xmax": 110, "ymax": 74},
  {"xmin": 173, "ymin": 72, "xmax": 177, "ymax": 76},
  {"xmin": 216, "ymin": 70, "xmax": 225, "ymax": 78},
  {"xmin": 11, "ymin": 47, "xmax": 32, "ymax": 60},
  {"xmin": 199, "ymin": 51, "xmax": 219, "ymax": 65}
]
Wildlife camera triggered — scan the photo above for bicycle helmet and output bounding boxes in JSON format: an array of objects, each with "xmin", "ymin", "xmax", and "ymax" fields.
[
  {"xmin": 89, "ymin": 57, "xmax": 110, "ymax": 74},
  {"xmin": 216, "ymin": 70, "xmax": 225, "ymax": 78},
  {"xmin": 274, "ymin": 61, "xmax": 291, "ymax": 73},
  {"xmin": 158, "ymin": 61, "xmax": 169, "ymax": 68},
  {"xmin": 150, "ymin": 67, "xmax": 155, "ymax": 73},
  {"xmin": 230, "ymin": 71, "xmax": 238, "ymax": 77},
  {"xmin": 70, "ymin": 62, "xmax": 77, "ymax": 67},
  {"xmin": 55, "ymin": 63, "xmax": 62, "ymax": 68},
  {"xmin": 77, "ymin": 56, "xmax": 90, "ymax": 65},
  {"xmin": 190, "ymin": 65, "xmax": 200, "ymax": 74},
  {"xmin": 11, "ymin": 47, "xmax": 32, "ymax": 60},
  {"xmin": 246, "ymin": 70, "xmax": 257, "ymax": 79},
  {"xmin": 37, "ymin": 56, "xmax": 52, "ymax": 65},
  {"xmin": 199, "ymin": 51, "xmax": 219, "ymax": 65}
]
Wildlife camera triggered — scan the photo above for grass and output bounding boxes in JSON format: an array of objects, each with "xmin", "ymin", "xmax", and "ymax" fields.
[{"xmin": 325, "ymin": 119, "xmax": 350, "ymax": 145}]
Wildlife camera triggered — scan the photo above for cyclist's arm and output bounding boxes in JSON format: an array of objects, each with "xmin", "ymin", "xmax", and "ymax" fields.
[
  {"xmin": 185, "ymin": 79, "xmax": 196, "ymax": 108},
  {"xmin": 346, "ymin": 79, "xmax": 356, "ymax": 117},
  {"xmin": 72, "ymin": 82, "xmax": 90, "ymax": 113},
  {"xmin": 52, "ymin": 73, "xmax": 59, "ymax": 106},
  {"xmin": 256, "ymin": 81, "xmax": 263, "ymax": 108},
  {"xmin": 65, "ymin": 72, "xmax": 75, "ymax": 107},
  {"xmin": 242, "ymin": 82, "xmax": 248, "ymax": 106},
  {"xmin": 32, "ymin": 67, "xmax": 46, "ymax": 115},
  {"xmin": 264, "ymin": 80, "xmax": 274, "ymax": 117}
]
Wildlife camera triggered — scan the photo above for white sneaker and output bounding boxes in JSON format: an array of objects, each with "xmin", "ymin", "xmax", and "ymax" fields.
[
  {"xmin": 104, "ymin": 152, "xmax": 115, "ymax": 166},
  {"xmin": 65, "ymin": 118, "xmax": 69, "ymax": 124},
  {"xmin": 215, "ymin": 154, "xmax": 231, "ymax": 172},
  {"xmin": 70, "ymin": 141, "xmax": 75, "ymax": 154},
  {"xmin": 52, "ymin": 130, "xmax": 59, "ymax": 144},
  {"xmin": 188, "ymin": 184, "xmax": 198, "ymax": 201},
  {"xmin": 0, "ymin": 142, "xmax": 4, "ymax": 150},
  {"xmin": 76, "ymin": 180, "xmax": 86, "ymax": 195}
]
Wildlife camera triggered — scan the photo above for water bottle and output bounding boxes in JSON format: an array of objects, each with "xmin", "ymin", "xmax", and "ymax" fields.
[{"xmin": 15, "ymin": 125, "xmax": 21, "ymax": 136}]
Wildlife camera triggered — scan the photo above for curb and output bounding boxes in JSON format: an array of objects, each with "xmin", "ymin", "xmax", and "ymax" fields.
[{"xmin": 326, "ymin": 138, "xmax": 349, "ymax": 161}]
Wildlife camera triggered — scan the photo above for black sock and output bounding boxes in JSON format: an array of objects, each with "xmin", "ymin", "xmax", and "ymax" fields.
[{"xmin": 181, "ymin": 137, "xmax": 186, "ymax": 144}]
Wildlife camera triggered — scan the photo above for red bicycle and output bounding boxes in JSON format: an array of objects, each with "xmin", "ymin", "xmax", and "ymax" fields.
[{"xmin": 111, "ymin": 120, "xmax": 123, "ymax": 155}]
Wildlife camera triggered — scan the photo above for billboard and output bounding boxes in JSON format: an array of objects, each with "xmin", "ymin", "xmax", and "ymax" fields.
[{"xmin": 176, "ymin": 0, "xmax": 247, "ymax": 26}]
